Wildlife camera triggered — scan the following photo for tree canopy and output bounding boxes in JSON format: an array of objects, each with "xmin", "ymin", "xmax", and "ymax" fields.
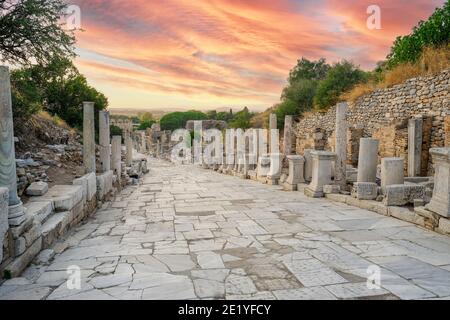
[{"xmin": 0, "ymin": 0, "xmax": 76, "ymax": 66}]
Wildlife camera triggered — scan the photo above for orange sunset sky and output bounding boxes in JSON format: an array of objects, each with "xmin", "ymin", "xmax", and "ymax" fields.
[{"xmin": 71, "ymin": 0, "xmax": 446, "ymax": 112}]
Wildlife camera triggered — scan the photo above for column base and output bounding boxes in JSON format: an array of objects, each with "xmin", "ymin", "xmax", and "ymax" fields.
[
  {"xmin": 304, "ymin": 187, "xmax": 324, "ymax": 198},
  {"xmin": 8, "ymin": 202, "xmax": 26, "ymax": 226}
]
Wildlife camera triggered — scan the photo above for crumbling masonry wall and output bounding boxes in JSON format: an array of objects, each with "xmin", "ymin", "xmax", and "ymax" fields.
[{"xmin": 294, "ymin": 68, "xmax": 450, "ymax": 175}]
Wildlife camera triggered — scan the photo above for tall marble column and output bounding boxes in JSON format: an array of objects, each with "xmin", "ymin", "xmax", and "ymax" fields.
[
  {"xmin": 408, "ymin": 118, "xmax": 423, "ymax": 177},
  {"xmin": 269, "ymin": 113, "xmax": 278, "ymax": 154},
  {"xmin": 111, "ymin": 136, "xmax": 122, "ymax": 178},
  {"xmin": 83, "ymin": 102, "xmax": 96, "ymax": 174},
  {"xmin": 335, "ymin": 103, "xmax": 348, "ymax": 189},
  {"xmin": 0, "ymin": 66, "xmax": 25, "ymax": 226},
  {"xmin": 283, "ymin": 115, "xmax": 293, "ymax": 156},
  {"xmin": 126, "ymin": 135, "xmax": 133, "ymax": 166},
  {"xmin": 99, "ymin": 110, "xmax": 111, "ymax": 173}
]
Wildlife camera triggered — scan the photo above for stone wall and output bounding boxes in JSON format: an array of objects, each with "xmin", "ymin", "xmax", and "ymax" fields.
[{"xmin": 294, "ymin": 68, "xmax": 450, "ymax": 175}]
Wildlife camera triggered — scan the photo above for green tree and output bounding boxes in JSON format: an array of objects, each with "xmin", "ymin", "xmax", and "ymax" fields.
[
  {"xmin": 160, "ymin": 110, "xmax": 208, "ymax": 131},
  {"xmin": 387, "ymin": 1, "xmax": 450, "ymax": 67},
  {"xmin": 0, "ymin": 0, "xmax": 76, "ymax": 66},
  {"xmin": 138, "ymin": 119, "xmax": 156, "ymax": 131},
  {"xmin": 229, "ymin": 107, "xmax": 253, "ymax": 129},
  {"xmin": 314, "ymin": 61, "xmax": 367, "ymax": 110},
  {"xmin": 139, "ymin": 112, "xmax": 154, "ymax": 122},
  {"xmin": 288, "ymin": 58, "xmax": 330, "ymax": 84}
]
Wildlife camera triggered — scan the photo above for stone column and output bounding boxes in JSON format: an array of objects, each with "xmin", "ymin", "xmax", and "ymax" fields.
[
  {"xmin": 0, "ymin": 187, "xmax": 9, "ymax": 261},
  {"xmin": 381, "ymin": 158, "xmax": 404, "ymax": 193},
  {"xmin": 269, "ymin": 113, "xmax": 277, "ymax": 154},
  {"xmin": 303, "ymin": 149, "xmax": 313, "ymax": 182},
  {"xmin": 0, "ymin": 66, "xmax": 25, "ymax": 226},
  {"xmin": 284, "ymin": 155, "xmax": 305, "ymax": 191},
  {"xmin": 305, "ymin": 151, "xmax": 336, "ymax": 198},
  {"xmin": 99, "ymin": 110, "xmax": 111, "ymax": 173},
  {"xmin": 283, "ymin": 116, "xmax": 293, "ymax": 156},
  {"xmin": 83, "ymin": 102, "xmax": 96, "ymax": 174},
  {"xmin": 357, "ymin": 138, "xmax": 379, "ymax": 183},
  {"xmin": 111, "ymin": 136, "xmax": 122, "ymax": 178},
  {"xmin": 426, "ymin": 148, "xmax": 450, "ymax": 217},
  {"xmin": 335, "ymin": 103, "xmax": 348, "ymax": 189},
  {"xmin": 408, "ymin": 118, "xmax": 423, "ymax": 177},
  {"xmin": 267, "ymin": 153, "xmax": 283, "ymax": 185},
  {"xmin": 141, "ymin": 131, "xmax": 147, "ymax": 153},
  {"xmin": 126, "ymin": 135, "xmax": 133, "ymax": 166}
]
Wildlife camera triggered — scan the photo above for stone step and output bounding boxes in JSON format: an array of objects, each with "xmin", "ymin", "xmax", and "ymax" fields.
[
  {"xmin": 23, "ymin": 201, "xmax": 54, "ymax": 224},
  {"xmin": 41, "ymin": 211, "xmax": 70, "ymax": 248},
  {"xmin": 30, "ymin": 185, "xmax": 83, "ymax": 211}
]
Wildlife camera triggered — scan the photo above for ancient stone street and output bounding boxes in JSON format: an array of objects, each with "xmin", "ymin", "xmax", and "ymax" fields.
[{"xmin": 1, "ymin": 158, "xmax": 450, "ymax": 300}]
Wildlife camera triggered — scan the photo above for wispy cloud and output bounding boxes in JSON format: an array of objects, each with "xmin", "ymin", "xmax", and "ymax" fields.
[{"xmin": 71, "ymin": 0, "xmax": 446, "ymax": 111}]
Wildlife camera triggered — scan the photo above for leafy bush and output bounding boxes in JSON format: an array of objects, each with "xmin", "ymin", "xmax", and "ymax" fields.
[
  {"xmin": 110, "ymin": 125, "xmax": 123, "ymax": 137},
  {"xmin": 387, "ymin": 1, "xmax": 450, "ymax": 68},
  {"xmin": 160, "ymin": 110, "xmax": 208, "ymax": 131},
  {"xmin": 314, "ymin": 61, "xmax": 367, "ymax": 110},
  {"xmin": 138, "ymin": 119, "xmax": 156, "ymax": 130},
  {"xmin": 229, "ymin": 107, "xmax": 253, "ymax": 129}
]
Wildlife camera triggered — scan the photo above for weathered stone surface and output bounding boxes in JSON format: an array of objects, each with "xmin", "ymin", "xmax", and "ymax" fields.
[
  {"xmin": 381, "ymin": 158, "xmax": 405, "ymax": 193},
  {"xmin": 305, "ymin": 151, "xmax": 336, "ymax": 198},
  {"xmin": 4, "ymin": 238, "xmax": 42, "ymax": 278},
  {"xmin": 352, "ymin": 182, "xmax": 378, "ymax": 200},
  {"xmin": 284, "ymin": 155, "xmax": 305, "ymax": 191},
  {"xmin": 83, "ymin": 102, "xmax": 96, "ymax": 174},
  {"xmin": 335, "ymin": 102, "xmax": 348, "ymax": 188},
  {"xmin": 408, "ymin": 118, "xmax": 423, "ymax": 177},
  {"xmin": 111, "ymin": 136, "xmax": 122, "ymax": 178},
  {"xmin": 31, "ymin": 185, "xmax": 83, "ymax": 211},
  {"xmin": 73, "ymin": 172, "xmax": 97, "ymax": 203},
  {"xmin": 24, "ymin": 201, "xmax": 53, "ymax": 224},
  {"xmin": 357, "ymin": 138, "xmax": 379, "ymax": 183},
  {"xmin": 384, "ymin": 184, "xmax": 425, "ymax": 206},
  {"xmin": 97, "ymin": 171, "xmax": 114, "ymax": 200},
  {"xmin": 438, "ymin": 218, "xmax": 450, "ymax": 235},
  {"xmin": 99, "ymin": 111, "xmax": 111, "ymax": 173},
  {"xmin": 0, "ymin": 187, "xmax": 8, "ymax": 262},
  {"xmin": 26, "ymin": 182, "xmax": 49, "ymax": 196},
  {"xmin": 323, "ymin": 185, "xmax": 340, "ymax": 195},
  {"xmin": 426, "ymin": 148, "xmax": 450, "ymax": 218}
]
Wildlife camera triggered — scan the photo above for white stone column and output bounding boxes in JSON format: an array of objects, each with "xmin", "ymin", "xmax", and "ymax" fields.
[
  {"xmin": 283, "ymin": 116, "xmax": 293, "ymax": 156},
  {"xmin": 141, "ymin": 131, "xmax": 147, "ymax": 153},
  {"xmin": 0, "ymin": 66, "xmax": 25, "ymax": 226},
  {"xmin": 99, "ymin": 110, "xmax": 111, "ymax": 173},
  {"xmin": 357, "ymin": 138, "xmax": 379, "ymax": 183},
  {"xmin": 408, "ymin": 118, "xmax": 423, "ymax": 177},
  {"xmin": 267, "ymin": 153, "xmax": 283, "ymax": 185},
  {"xmin": 111, "ymin": 136, "xmax": 122, "ymax": 178},
  {"xmin": 426, "ymin": 148, "xmax": 450, "ymax": 217},
  {"xmin": 335, "ymin": 103, "xmax": 348, "ymax": 189},
  {"xmin": 126, "ymin": 135, "xmax": 133, "ymax": 166},
  {"xmin": 83, "ymin": 102, "xmax": 96, "ymax": 174},
  {"xmin": 305, "ymin": 151, "xmax": 336, "ymax": 198},
  {"xmin": 269, "ymin": 113, "xmax": 277, "ymax": 154},
  {"xmin": 381, "ymin": 158, "xmax": 404, "ymax": 193},
  {"xmin": 284, "ymin": 155, "xmax": 305, "ymax": 191}
]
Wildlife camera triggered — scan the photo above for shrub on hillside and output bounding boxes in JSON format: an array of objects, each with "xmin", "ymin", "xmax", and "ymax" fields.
[{"xmin": 160, "ymin": 111, "xmax": 208, "ymax": 131}]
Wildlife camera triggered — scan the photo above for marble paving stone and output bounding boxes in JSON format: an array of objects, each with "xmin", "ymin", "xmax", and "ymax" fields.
[
  {"xmin": 325, "ymin": 282, "xmax": 389, "ymax": 299},
  {"xmin": 273, "ymin": 287, "xmax": 337, "ymax": 300}
]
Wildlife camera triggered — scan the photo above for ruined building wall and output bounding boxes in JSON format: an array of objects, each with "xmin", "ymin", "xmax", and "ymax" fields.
[{"xmin": 294, "ymin": 68, "xmax": 450, "ymax": 175}]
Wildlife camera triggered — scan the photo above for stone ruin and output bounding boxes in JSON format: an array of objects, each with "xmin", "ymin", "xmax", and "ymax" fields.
[{"xmin": 0, "ymin": 66, "xmax": 149, "ymax": 278}]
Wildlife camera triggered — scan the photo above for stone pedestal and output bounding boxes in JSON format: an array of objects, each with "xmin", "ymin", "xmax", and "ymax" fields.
[
  {"xmin": 352, "ymin": 182, "xmax": 378, "ymax": 200},
  {"xmin": 126, "ymin": 135, "xmax": 133, "ymax": 166},
  {"xmin": 283, "ymin": 116, "xmax": 293, "ymax": 156},
  {"xmin": 304, "ymin": 149, "xmax": 313, "ymax": 182},
  {"xmin": 83, "ymin": 102, "xmax": 96, "ymax": 174},
  {"xmin": 335, "ymin": 103, "xmax": 348, "ymax": 189},
  {"xmin": 357, "ymin": 138, "xmax": 379, "ymax": 183},
  {"xmin": 0, "ymin": 187, "xmax": 8, "ymax": 262},
  {"xmin": 0, "ymin": 66, "xmax": 25, "ymax": 226},
  {"xmin": 99, "ymin": 111, "xmax": 111, "ymax": 173},
  {"xmin": 257, "ymin": 155, "xmax": 271, "ymax": 182},
  {"xmin": 284, "ymin": 155, "xmax": 305, "ymax": 191},
  {"xmin": 305, "ymin": 151, "xmax": 336, "ymax": 198},
  {"xmin": 426, "ymin": 148, "xmax": 450, "ymax": 217},
  {"xmin": 408, "ymin": 118, "xmax": 423, "ymax": 177},
  {"xmin": 111, "ymin": 136, "xmax": 122, "ymax": 178},
  {"xmin": 381, "ymin": 158, "xmax": 404, "ymax": 193}
]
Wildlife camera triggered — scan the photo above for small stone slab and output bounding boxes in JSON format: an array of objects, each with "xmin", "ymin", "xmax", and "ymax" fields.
[
  {"xmin": 384, "ymin": 184, "xmax": 425, "ymax": 206},
  {"xmin": 26, "ymin": 182, "xmax": 49, "ymax": 196},
  {"xmin": 24, "ymin": 201, "xmax": 54, "ymax": 224},
  {"xmin": 352, "ymin": 182, "xmax": 378, "ymax": 200},
  {"xmin": 323, "ymin": 185, "xmax": 341, "ymax": 195},
  {"xmin": 30, "ymin": 185, "xmax": 83, "ymax": 211}
]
